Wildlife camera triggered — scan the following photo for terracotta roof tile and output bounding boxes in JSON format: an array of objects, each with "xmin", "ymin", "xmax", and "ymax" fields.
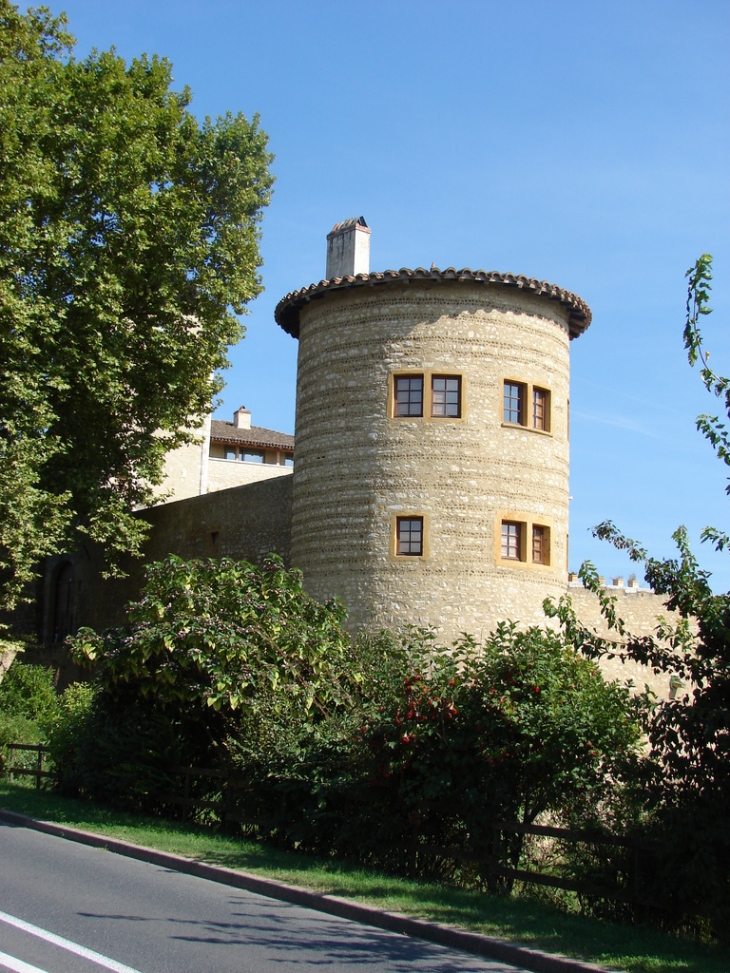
[
  {"xmin": 210, "ymin": 420, "xmax": 294, "ymax": 450},
  {"xmin": 275, "ymin": 267, "xmax": 591, "ymax": 340}
]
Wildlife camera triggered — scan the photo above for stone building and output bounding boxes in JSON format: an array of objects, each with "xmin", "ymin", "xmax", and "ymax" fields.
[
  {"xmin": 151, "ymin": 406, "xmax": 294, "ymax": 502},
  {"xmin": 276, "ymin": 218, "xmax": 590, "ymax": 640},
  {"xmin": 19, "ymin": 217, "xmax": 677, "ymax": 696}
]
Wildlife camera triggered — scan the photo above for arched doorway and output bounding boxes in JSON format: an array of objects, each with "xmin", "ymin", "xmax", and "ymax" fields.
[{"xmin": 53, "ymin": 562, "xmax": 76, "ymax": 643}]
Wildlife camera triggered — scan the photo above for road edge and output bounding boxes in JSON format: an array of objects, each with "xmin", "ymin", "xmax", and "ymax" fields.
[{"xmin": 0, "ymin": 808, "xmax": 617, "ymax": 973}]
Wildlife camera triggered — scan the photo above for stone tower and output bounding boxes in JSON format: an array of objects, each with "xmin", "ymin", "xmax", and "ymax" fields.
[{"xmin": 275, "ymin": 219, "xmax": 591, "ymax": 641}]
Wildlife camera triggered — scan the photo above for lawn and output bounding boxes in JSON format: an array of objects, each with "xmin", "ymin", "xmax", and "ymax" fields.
[{"xmin": 0, "ymin": 780, "xmax": 725, "ymax": 973}]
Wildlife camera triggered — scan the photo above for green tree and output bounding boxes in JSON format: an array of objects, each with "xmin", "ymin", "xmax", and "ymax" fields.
[
  {"xmin": 62, "ymin": 555, "xmax": 356, "ymax": 808},
  {"xmin": 0, "ymin": 2, "xmax": 273, "ymax": 610},
  {"xmin": 546, "ymin": 255, "xmax": 730, "ymax": 930},
  {"xmin": 70, "ymin": 554, "xmax": 353, "ymax": 732}
]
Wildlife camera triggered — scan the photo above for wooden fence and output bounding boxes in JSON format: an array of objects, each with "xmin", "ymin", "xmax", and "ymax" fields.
[
  {"xmin": 165, "ymin": 764, "xmax": 658, "ymax": 910},
  {"xmin": 4, "ymin": 749, "xmax": 659, "ymax": 911},
  {"xmin": 6, "ymin": 742, "xmax": 54, "ymax": 789}
]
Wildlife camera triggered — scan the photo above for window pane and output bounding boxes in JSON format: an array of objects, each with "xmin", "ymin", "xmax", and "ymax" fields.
[
  {"xmin": 431, "ymin": 376, "xmax": 461, "ymax": 417},
  {"xmin": 503, "ymin": 382, "xmax": 523, "ymax": 424},
  {"xmin": 532, "ymin": 525, "xmax": 549, "ymax": 564},
  {"xmin": 397, "ymin": 517, "xmax": 424, "ymax": 556},
  {"xmin": 501, "ymin": 521, "xmax": 521, "ymax": 560},
  {"xmin": 533, "ymin": 388, "xmax": 548, "ymax": 430},
  {"xmin": 394, "ymin": 376, "xmax": 423, "ymax": 416},
  {"xmin": 224, "ymin": 447, "xmax": 237, "ymax": 460},
  {"xmin": 243, "ymin": 450, "xmax": 264, "ymax": 463}
]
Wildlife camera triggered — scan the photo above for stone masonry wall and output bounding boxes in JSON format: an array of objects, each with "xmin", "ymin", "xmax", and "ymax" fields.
[
  {"xmin": 568, "ymin": 583, "xmax": 690, "ymax": 699},
  {"xmin": 38, "ymin": 476, "xmax": 293, "ymax": 640},
  {"xmin": 150, "ymin": 415, "xmax": 211, "ymax": 502},
  {"xmin": 292, "ymin": 280, "xmax": 572, "ymax": 642},
  {"xmin": 207, "ymin": 457, "xmax": 292, "ymax": 492}
]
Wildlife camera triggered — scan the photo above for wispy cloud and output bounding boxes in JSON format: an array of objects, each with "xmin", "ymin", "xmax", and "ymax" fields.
[{"xmin": 572, "ymin": 411, "xmax": 662, "ymax": 439}]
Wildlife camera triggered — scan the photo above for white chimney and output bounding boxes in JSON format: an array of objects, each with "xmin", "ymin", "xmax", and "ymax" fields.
[
  {"xmin": 233, "ymin": 406, "xmax": 251, "ymax": 430},
  {"xmin": 326, "ymin": 217, "xmax": 370, "ymax": 279}
]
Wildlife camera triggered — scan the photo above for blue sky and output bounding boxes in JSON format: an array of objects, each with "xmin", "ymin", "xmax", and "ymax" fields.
[{"xmin": 41, "ymin": 0, "xmax": 729, "ymax": 589}]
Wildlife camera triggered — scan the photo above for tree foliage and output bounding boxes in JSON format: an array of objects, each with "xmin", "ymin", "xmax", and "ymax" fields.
[
  {"xmin": 70, "ymin": 555, "xmax": 354, "ymax": 729},
  {"xmin": 0, "ymin": 2, "xmax": 273, "ymax": 609},
  {"xmin": 60, "ymin": 557, "xmax": 641, "ymax": 873},
  {"xmin": 352, "ymin": 625, "xmax": 639, "ymax": 880},
  {"xmin": 545, "ymin": 255, "xmax": 730, "ymax": 928}
]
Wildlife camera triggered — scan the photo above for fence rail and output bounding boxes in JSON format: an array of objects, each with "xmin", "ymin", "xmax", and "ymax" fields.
[
  {"xmin": 168, "ymin": 764, "xmax": 660, "ymax": 910},
  {"xmin": 6, "ymin": 742, "xmax": 54, "ymax": 789},
  {"xmin": 4, "ymin": 750, "xmax": 664, "ymax": 911}
]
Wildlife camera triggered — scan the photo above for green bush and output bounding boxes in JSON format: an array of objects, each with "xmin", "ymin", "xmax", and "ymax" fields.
[
  {"xmin": 225, "ymin": 625, "xmax": 642, "ymax": 885},
  {"xmin": 45, "ymin": 682, "xmax": 96, "ymax": 790},
  {"xmin": 0, "ymin": 662, "xmax": 59, "ymax": 728},
  {"xmin": 61, "ymin": 556, "xmax": 642, "ymax": 898},
  {"xmin": 61, "ymin": 555, "xmax": 356, "ymax": 810},
  {"xmin": 0, "ymin": 661, "xmax": 60, "ymax": 775}
]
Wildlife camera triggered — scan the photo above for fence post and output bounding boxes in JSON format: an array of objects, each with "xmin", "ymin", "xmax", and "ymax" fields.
[
  {"xmin": 182, "ymin": 768, "xmax": 190, "ymax": 822},
  {"xmin": 8, "ymin": 744, "xmax": 15, "ymax": 782},
  {"xmin": 633, "ymin": 843, "xmax": 642, "ymax": 924}
]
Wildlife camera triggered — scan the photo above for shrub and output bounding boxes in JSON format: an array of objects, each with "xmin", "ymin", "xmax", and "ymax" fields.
[
  {"xmin": 45, "ymin": 681, "xmax": 96, "ymax": 791},
  {"xmin": 0, "ymin": 661, "xmax": 60, "ymax": 776},
  {"xmin": 62, "ymin": 555, "xmax": 356, "ymax": 810},
  {"xmin": 224, "ymin": 624, "xmax": 641, "ymax": 884}
]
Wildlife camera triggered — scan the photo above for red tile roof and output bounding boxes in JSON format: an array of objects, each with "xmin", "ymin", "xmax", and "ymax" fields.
[
  {"xmin": 210, "ymin": 420, "xmax": 294, "ymax": 450},
  {"xmin": 275, "ymin": 267, "xmax": 591, "ymax": 340}
]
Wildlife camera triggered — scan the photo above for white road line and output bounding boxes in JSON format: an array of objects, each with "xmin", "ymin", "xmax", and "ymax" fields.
[
  {"xmin": 0, "ymin": 949, "xmax": 50, "ymax": 973},
  {"xmin": 0, "ymin": 911, "xmax": 143, "ymax": 973}
]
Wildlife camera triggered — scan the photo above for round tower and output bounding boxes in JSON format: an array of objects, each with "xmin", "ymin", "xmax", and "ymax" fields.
[{"xmin": 275, "ymin": 220, "xmax": 590, "ymax": 641}]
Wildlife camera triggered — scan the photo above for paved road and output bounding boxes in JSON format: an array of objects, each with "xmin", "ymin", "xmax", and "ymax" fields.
[{"xmin": 0, "ymin": 822, "xmax": 529, "ymax": 973}]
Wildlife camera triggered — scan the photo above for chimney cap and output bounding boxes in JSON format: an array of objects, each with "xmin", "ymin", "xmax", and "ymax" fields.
[{"xmin": 327, "ymin": 216, "xmax": 369, "ymax": 238}]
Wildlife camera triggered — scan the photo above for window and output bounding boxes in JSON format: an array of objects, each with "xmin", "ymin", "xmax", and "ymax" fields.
[
  {"xmin": 503, "ymin": 382, "xmax": 524, "ymax": 425},
  {"xmin": 501, "ymin": 521, "xmax": 522, "ymax": 561},
  {"xmin": 242, "ymin": 450, "xmax": 264, "ymax": 463},
  {"xmin": 532, "ymin": 525, "xmax": 549, "ymax": 564},
  {"xmin": 394, "ymin": 375, "xmax": 424, "ymax": 416},
  {"xmin": 503, "ymin": 380, "xmax": 551, "ymax": 432},
  {"xmin": 396, "ymin": 516, "xmax": 424, "ymax": 556},
  {"xmin": 431, "ymin": 376, "xmax": 461, "ymax": 418},
  {"xmin": 392, "ymin": 372, "xmax": 464, "ymax": 420},
  {"xmin": 532, "ymin": 387, "xmax": 549, "ymax": 431},
  {"xmin": 497, "ymin": 516, "xmax": 552, "ymax": 567},
  {"xmin": 224, "ymin": 447, "xmax": 237, "ymax": 460}
]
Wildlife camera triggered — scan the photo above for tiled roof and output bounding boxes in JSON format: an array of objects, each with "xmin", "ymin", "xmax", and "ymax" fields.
[
  {"xmin": 275, "ymin": 267, "xmax": 591, "ymax": 340},
  {"xmin": 210, "ymin": 420, "xmax": 294, "ymax": 450}
]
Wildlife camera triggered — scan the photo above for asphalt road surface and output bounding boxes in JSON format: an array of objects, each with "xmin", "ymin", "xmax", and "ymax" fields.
[{"xmin": 0, "ymin": 821, "xmax": 532, "ymax": 973}]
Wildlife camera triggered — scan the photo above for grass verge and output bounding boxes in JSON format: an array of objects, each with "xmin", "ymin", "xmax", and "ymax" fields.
[{"xmin": 0, "ymin": 780, "xmax": 725, "ymax": 973}]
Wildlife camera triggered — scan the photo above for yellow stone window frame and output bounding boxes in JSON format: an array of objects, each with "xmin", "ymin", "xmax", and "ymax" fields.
[
  {"xmin": 495, "ymin": 513, "xmax": 553, "ymax": 570},
  {"xmin": 502, "ymin": 378, "xmax": 552, "ymax": 435},
  {"xmin": 388, "ymin": 370, "xmax": 466, "ymax": 422},
  {"xmin": 390, "ymin": 512, "xmax": 430, "ymax": 559}
]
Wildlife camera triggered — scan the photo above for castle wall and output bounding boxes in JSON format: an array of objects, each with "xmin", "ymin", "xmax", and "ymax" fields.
[
  {"xmin": 292, "ymin": 280, "xmax": 572, "ymax": 641},
  {"xmin": 38, "ymin": 476, "xmax": 293, "ymax": 642},
  {"xmin": 567, "ymin": 583, "xmax": 689, "ymax": 699},
  {"xmin": 150, "ymin": 415, "xmax": 211, "ymax": 501}
]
